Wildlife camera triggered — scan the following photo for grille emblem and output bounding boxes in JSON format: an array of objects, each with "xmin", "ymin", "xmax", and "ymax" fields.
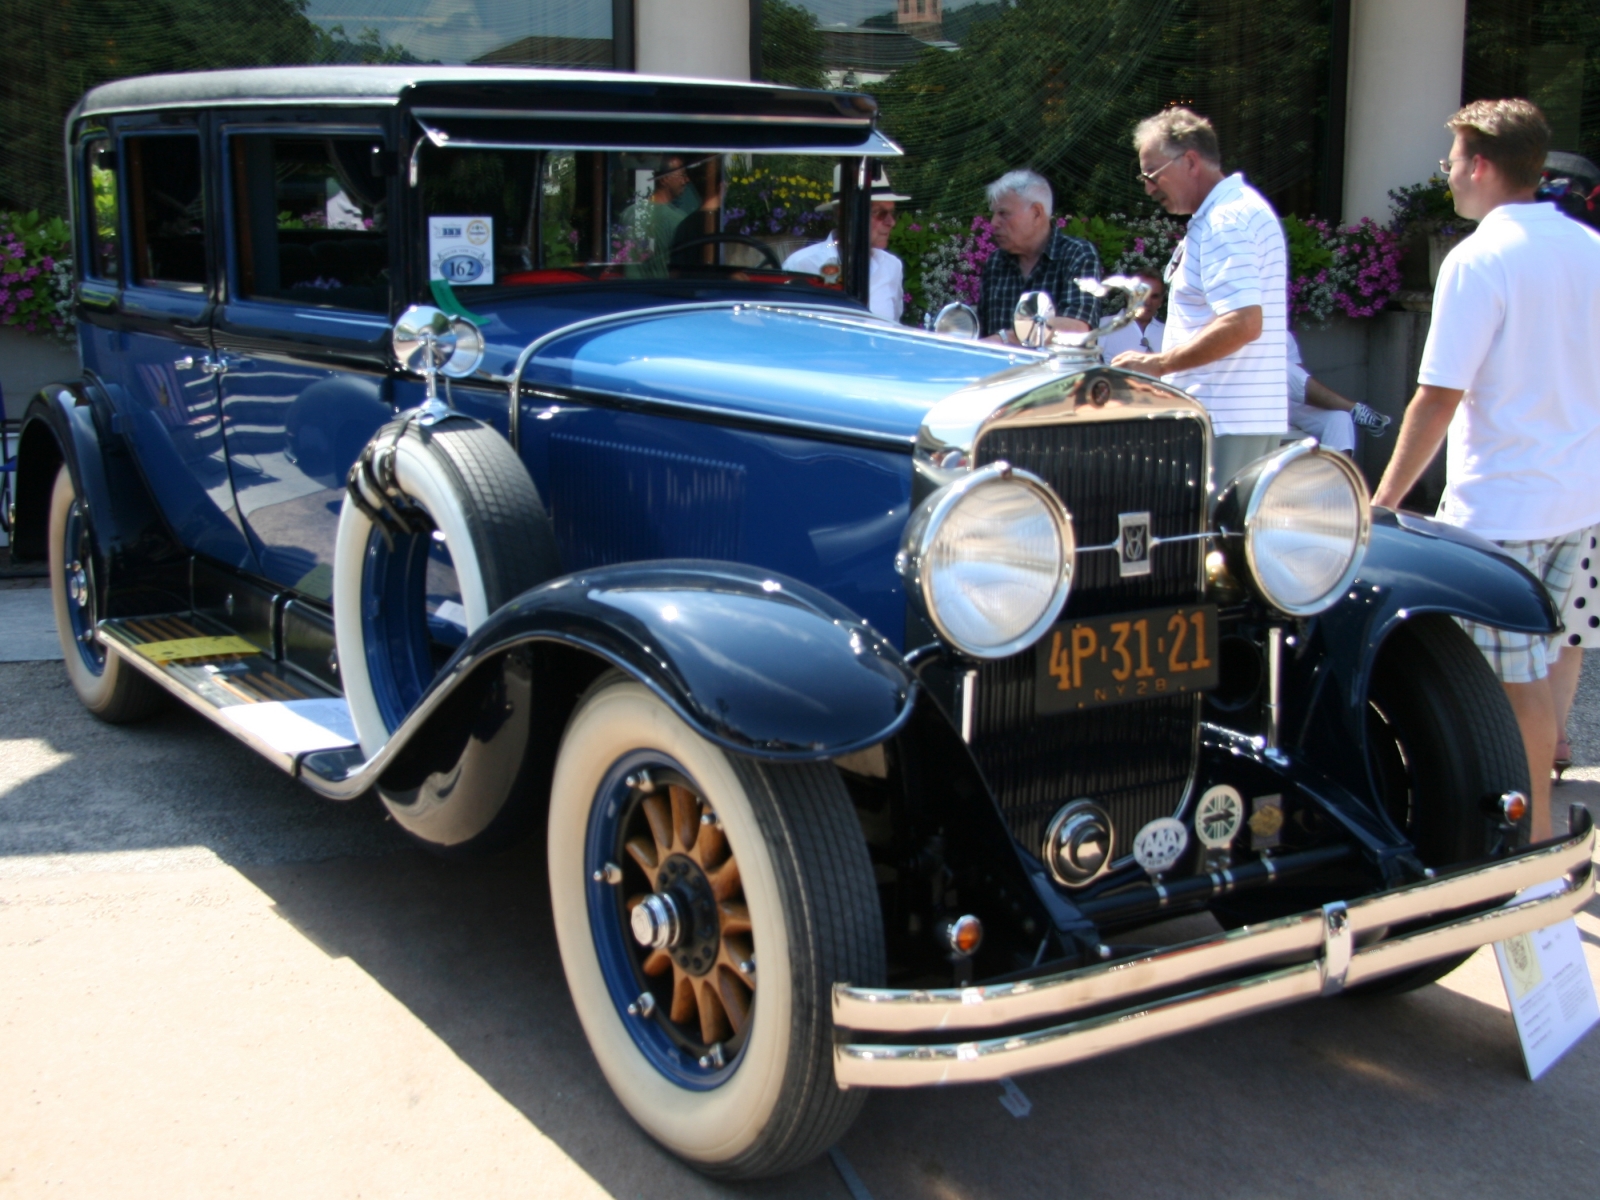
[{"xmin": 1117, "ymin": 511, "xmax": 1152, "ymax": 578}]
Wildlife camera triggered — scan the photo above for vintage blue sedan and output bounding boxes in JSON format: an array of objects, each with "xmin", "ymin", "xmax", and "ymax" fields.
[{"xmin": 10, "ymin": 65, "xmax": 1595, "ymax": 1178}]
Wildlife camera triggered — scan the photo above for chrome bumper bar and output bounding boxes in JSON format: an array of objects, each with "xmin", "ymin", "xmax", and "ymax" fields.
[{"xmin": 834, "ymin": 810, "xmax": 1597, "ymax": 1088}]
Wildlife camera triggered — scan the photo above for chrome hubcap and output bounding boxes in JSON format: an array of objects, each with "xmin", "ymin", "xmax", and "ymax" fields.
[
  {"xmin": 67, "ymin": 560, "xmax": 89, "ymax": 608},
  {"xmin": 630, "ymin": 892, "xmax": 682, "ymax": 950}
]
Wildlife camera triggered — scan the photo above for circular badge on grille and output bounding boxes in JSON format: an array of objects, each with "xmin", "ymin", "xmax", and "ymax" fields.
[
  {"xmin": 1132, "ymin": 817, "xmax": 1188, "ymax": 877},
  {"xmin": 1194, "ymin": 784, "xmax": 1245, "ymax": 850}
]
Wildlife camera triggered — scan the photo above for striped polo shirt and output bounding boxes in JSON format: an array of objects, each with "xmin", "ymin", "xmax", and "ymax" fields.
[{"xmin": 1161, "ymin": 173, "xmax": 1288, "ymax": 435}]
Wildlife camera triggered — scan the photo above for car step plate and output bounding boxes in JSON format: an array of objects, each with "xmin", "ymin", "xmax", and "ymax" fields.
[{"xmin": 98, "ymin": 614, "xmax": 357, "ymax": 773}]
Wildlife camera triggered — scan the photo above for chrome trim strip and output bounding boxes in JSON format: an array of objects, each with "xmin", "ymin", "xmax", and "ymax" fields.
[
  {"xmin": 834, "ymin": 846, "xmax": 1595, "ymax": 1087},
  {"xmin": 833, "ymin": 816, "xmax": 1596, "ymax": 1036},
  {"xmin": 413, "ymin": 106, "xmax": 877, "ymax": 128}
]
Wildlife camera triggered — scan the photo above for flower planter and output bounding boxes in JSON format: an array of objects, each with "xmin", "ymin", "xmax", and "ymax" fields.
[{"xmin": 1428, "ymin": 230, "xmax": 1467, "ymax": 285}]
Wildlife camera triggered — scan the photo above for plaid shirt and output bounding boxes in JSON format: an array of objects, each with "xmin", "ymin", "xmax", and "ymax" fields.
[{"xmin": 978, "ymin": 230, "xmax": 1103, "ymax": 338}]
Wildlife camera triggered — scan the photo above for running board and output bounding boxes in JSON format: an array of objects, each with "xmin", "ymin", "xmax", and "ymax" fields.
[{"xmin": 97, "ymin": 614, "xmax": 361, "ymax": 779}]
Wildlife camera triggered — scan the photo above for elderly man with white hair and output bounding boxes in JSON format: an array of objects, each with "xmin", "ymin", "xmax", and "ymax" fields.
[{"xmin": 977, "ymin": 168, "xmax": 1101, "ymax": 340}]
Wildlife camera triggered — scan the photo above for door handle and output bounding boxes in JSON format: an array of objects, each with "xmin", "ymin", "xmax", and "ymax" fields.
[{"xmin": 175, "ymin": 353, "xmax": 234, "ymax": 377}]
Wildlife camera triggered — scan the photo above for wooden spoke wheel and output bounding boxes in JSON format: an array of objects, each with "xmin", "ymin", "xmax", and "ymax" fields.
[
  {"xmin": 621, "ymin": 773, "xmax": 756, "ymax": 1060},
  {"xmin": 547, "ymin": 675, "xmax": 884, "ymax": 1178}
]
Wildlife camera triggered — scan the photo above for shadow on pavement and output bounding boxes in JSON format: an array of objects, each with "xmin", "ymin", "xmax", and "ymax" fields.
[{"xmin": 6, "ymin": 656, "xmax": 1600, "ymax": 1199}]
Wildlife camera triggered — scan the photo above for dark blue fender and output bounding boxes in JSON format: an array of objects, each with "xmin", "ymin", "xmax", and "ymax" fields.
[
  {"xmin": 317, "ymin": 561, "xmax": 920, "ymax": 851},
  {"xmin": 463, "ymin": 559, "xmax": 918, "ymax": 759},
  {"xmin": 14, "ymin": 380, "xmax": 187, "ymax": 613},
  {"xmin": 1285, "ymin": 508, "xmax": 1558, "ymax": 803}
]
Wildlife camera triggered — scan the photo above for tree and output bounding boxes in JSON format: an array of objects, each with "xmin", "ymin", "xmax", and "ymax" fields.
[
  {"xmin": 872, "ymin": 0, "xmax": 1332, "ymax": 220},
  {"xmin": 760, "ymin": 0, "xmax": 828, "ymax": 91},
  {"xmin": 0, "ymin": 0, "xmax": 413, "ymax": 216}
]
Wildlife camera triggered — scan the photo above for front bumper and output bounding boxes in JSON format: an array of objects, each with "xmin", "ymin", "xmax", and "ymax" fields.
[{"xmin": 834, "ymin": 808, "xmax": 1597, "ymax": 1088}]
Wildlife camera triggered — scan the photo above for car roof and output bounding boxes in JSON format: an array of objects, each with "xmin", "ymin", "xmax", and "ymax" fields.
[{"xmin": 74, "ymin": 64, "xmax": 877, "ymax": 121}]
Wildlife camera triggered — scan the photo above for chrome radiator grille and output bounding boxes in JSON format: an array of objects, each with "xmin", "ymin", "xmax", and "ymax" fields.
[{"xmin": 969, "ymin": 415, "xmax": 1208, "ymax": 858}]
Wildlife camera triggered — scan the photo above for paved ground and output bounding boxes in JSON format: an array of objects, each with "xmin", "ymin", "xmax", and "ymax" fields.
[{"xmin": 3, "ymin": 584, "xmax": 1600, "ymax": 1198}]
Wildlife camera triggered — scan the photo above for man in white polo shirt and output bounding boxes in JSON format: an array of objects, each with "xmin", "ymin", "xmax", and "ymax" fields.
[
  {"xmin": 1374, "ymin": 99, "xmax": 1600, "ymax": 842},
  {"xmin": 1112, "ymin": 108, "xmax": 1288, "ymax": 490}
]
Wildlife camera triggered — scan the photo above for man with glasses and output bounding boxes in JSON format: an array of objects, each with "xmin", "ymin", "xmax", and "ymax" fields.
[
  {"xmin": 783, "ymin": 164, "xmax": 909, "ymax": 322},
  {"xmin": 1374, "ymin": 99, "xmax": 1600, "ymax": 843},
  {"xmin": 977, "ymin": 169, "xmax": 1100, "ymax": 340},
  {"xmin": 1111, "ymin": 108, "xmax": 1287, "ymax": 489}
]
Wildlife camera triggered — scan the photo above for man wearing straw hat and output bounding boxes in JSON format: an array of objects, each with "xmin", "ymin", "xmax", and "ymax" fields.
[{"xmin": 783, "ymin": 163, "xmax": 910, "ymax": 322}]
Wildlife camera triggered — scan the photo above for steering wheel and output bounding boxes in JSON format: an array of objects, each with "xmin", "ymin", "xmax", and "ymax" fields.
[{"xmin": 670, "ymin": 233, "xmax": 784, "ymax": 270}]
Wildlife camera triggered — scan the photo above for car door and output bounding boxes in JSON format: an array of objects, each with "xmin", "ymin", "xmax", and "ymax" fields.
[
  {"xmin": 90, "ymin": 121, "xmax": 255, "ymax": 570},
  {"xmin": 213, "ymin": 125, "xmax": 397, "ymax": 599}
]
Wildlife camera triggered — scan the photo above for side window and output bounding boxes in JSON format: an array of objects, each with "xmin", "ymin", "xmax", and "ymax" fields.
[
  {"xmin": 231, "ymin": 135, "xmax": 390, "ymax": 312},
  {"xmin": 83, "ymin": 139, "xmax": 120, "ymax": 282},
  {"xmin": 126, "ymin": 134, "xmax": 206, "ymax": 290}
]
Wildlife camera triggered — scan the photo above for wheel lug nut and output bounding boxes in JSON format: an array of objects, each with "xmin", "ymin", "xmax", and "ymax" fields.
[
  {"xmin": 626, "ymin": 769, "xmax": 656, "ymax": 794},
  {"xmin": 739, "ymin": 959, "xmax": 755, "ymax": 976},
  {"xmin": 627, "ymin": 991, "xmax": 656, "ymax": 1018},
  {"xmin": 700, "ymin": 808, "xmax": 718, "ymax": 827},
  {"xmin": 696, "ymin": 1043, "xmax": 725, "ymax": 1069},
  {"xmin": 591, "ymin": 862, "xmax": 622, "ymax": 885}
]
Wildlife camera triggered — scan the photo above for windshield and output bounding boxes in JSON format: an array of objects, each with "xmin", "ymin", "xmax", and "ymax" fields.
[{"xmin": 416, "ymin": 145, "xmax": 861, "ymax": 290}]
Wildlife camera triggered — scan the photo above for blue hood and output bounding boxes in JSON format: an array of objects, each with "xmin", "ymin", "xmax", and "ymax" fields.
[{"xmin": 509, "ymin": 304, "xmax": 1039, "ymax": 445}]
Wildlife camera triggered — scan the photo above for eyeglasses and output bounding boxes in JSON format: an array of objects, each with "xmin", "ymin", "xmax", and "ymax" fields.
[
  {"xmin": 1136, "ymin": 155, "xmax": 1184, "ymax": 185},
  {"xmin": 870, "ymin": 207, "xmax": 897, "ymax": 223},
  {"xmin": 1439, "ymin": 156, "xmax": 1471, "ymax": 174}
]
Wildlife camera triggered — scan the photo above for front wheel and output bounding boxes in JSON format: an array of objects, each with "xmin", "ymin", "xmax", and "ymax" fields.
[
  {"xmin": 548, "ymin": 676, "xmax": 884, "ymax": 1178},
  {"xmin": 1359, "ymin": 613, "xmax": 1530, "ymax": 992}
]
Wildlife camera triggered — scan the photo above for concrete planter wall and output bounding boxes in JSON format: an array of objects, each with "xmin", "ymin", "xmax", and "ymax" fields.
[
  {"xmin": 0, "ymin": 325, "xmax": 80, "ymax": 422},
  {"xmin": 1295, "ymin": 307, "xmax": 1444, "ymax": 512}
]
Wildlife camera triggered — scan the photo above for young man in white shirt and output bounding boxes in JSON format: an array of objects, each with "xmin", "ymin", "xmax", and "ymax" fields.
[
  {"xmin": 782, "ymin": 165, "xmax": 907, "ymax": 323},
  {"xmin": 1111, "ymin": 108, "xmax": 1288, "ymax": 491},
  {"xmin": 1374, "ymin": 98, "xmax": 1600, "ymax": 841}
]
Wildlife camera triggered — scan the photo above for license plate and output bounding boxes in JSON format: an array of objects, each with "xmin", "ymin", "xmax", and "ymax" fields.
[{"xmin": 1035, "ymin": 604, "xmax": 1219, "ymax": 713}]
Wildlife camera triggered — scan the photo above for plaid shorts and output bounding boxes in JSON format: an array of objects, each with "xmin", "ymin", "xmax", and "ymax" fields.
[{"xmin": 1457, "ymin": 530, "xmax": 1584, "ymax": 683}]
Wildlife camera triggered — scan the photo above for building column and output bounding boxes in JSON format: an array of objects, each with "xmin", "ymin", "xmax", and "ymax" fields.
[
  {"xmin": 1342, "ymin": 0, "xmax": 1466, "ymax": 222},
  {"xmin": 634, "ymin": 0, "xmax": 752, "ymax": 81}
]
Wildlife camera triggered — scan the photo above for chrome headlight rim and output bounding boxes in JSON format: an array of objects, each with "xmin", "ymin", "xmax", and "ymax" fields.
[
  {"xmin": 899, "ymin": 461, "xmax": 1075, "ymax": 660},
  {"xmin": 1235, "ymin": 438, "xmax": 1372, "ymax": 617}
]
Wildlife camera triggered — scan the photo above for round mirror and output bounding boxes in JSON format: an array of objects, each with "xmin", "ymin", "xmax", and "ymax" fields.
[
  {"xmin": 1013, "ymin": 291, "xmax": 1055, "ymax": 348},
  {"xmin": 932, "ymin": 301, "xmax": 980, "ymax": 340},
  {"xmin": 440, "ymin": 317, "xmax": 485, "ymax": 378},
  {"xmin": 392, "ymin": 305, "xmax": 455, "ymax": 375}
]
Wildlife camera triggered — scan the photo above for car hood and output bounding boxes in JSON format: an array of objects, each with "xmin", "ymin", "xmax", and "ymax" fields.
[{"xmin": 501, "ymin": 302, "xmax": 1043, "ymax": 445}]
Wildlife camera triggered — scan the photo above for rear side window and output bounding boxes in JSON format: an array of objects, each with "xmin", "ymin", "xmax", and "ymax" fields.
[
  {"xmin": 83, "ymin": 138, "xmax": 120, "ymax": 282},
  {"xmin": 126, "ymin": 134, "xmax": 206, "ymax": 290},
  {"xmin": 231, "ymin": 135, "xmax": 390, "ymax": 312}
]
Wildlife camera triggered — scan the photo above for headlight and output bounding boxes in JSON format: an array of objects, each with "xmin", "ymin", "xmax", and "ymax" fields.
[
  {"xmin": 1220, "ymin": 441, "xmax": 1371, "ymax": 615},
  {"xmin": 898, "ymin": 462, "xmax": 1074, "ymax": 658}
]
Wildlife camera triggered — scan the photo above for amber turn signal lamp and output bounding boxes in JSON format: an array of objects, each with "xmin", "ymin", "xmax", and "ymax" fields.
[
  {"xmin": 1490, "ymin": 791, "xmax": 1528, "ymax": 824},
  {"xmin": 945, "ymin": 914, "xmax": 984, "ymax": 958}
]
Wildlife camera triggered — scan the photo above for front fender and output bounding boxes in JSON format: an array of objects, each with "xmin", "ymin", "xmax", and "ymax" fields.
[
  {"xmin": 486, "ymin": 560, "xmax": 918, "ymax": 759},
  {"xmin": 1358, "ymin": 509, "xmax": 1559, "ymax": 633},
  {"xmin": 1286, "ymin": 510, "xmax": 1557, "ymax": 801}
]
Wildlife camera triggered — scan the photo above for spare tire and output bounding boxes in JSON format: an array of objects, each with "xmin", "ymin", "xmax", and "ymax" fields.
[{"xmin": 333, "ymin": 414, "xmax": 560, "ymax": 760}]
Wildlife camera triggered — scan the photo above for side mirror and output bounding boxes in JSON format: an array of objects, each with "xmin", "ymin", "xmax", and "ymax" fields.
[
  {"xmin": 392, "ymin": 304, "xmax": 485, "ymax": 424},
  {"xmin": 392, "ymin": 305, "xmax": 484, "ymax": 379},
  {"xmin": 931, "ymin": 301, "xmax": 979, "ymax": 340},
  {"xmin": 1012, "ymin": 291, "xmax": 1055, "ymax": 348}
]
